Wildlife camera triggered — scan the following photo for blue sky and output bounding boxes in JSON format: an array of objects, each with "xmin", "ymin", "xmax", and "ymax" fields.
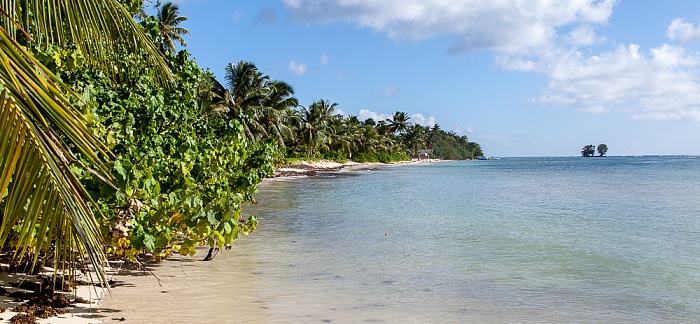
[{"xmin": 166, "ymin": 0, "xmax": 700, "ymax": 157}]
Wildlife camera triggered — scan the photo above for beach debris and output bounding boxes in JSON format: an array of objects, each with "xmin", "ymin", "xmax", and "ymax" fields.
[
  {"xmin": 9, "ymin": 313, "xmax": 36, "ymax": 324},
  {"xmin": 74, "ymin": 296, "xmax": 90, "ymax": 304},
  {"xmin": 10, "ymin": 293, "xmax": 72, "ymax": 322},
  {"xmin": 5, "ymin": 275, "xmax": 83, "ymax": 322}
]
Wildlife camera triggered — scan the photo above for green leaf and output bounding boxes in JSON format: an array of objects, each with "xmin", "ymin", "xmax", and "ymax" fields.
[
  {"xmin": 114, "ymin": 160, "xmax": 126, "ymax": 179},
  {"xmin": 207, "ymin": 210, "xmax": 218, "ymax": 225},
  {"xmin": 143, "ymin": 234, "xmax": 156, "ymax": 251},
  {"xmin": 222, "ymin": 222, "xmax": 232, "ymax": 235}
]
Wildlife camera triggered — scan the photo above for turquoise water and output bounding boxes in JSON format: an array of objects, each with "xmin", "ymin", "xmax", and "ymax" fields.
[{"xmin": 239, "ymin": 156, "xmax": 700, "ymax": 323}]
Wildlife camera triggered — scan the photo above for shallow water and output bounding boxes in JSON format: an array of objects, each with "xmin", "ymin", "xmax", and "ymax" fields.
[
  {"xmin": 233, "ymin": 156, "xmax": 700, "ymax": 323},
  {"xmin": 105, "ymin": 156, "xmax": 700, "ymax": 323}
]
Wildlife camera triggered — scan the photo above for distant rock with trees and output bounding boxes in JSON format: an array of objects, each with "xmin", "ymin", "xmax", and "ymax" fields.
[{"xmin": 581, "ymin": 144, "xmax": 608, "ymax": 157}]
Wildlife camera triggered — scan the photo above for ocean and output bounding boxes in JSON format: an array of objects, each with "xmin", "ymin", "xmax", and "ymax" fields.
[{"xmin": 228, "ymin": 156, "xmax": 700, "ymax": 323}]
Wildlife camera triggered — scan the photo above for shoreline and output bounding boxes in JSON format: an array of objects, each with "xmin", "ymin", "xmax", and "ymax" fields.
[
  {"xmin": 2, "ymin": 159, "xmax": 448, "ymax": 323},
  {"xmin": 267, "ymin": 158, "xmax": 446, "ymax": 179}
]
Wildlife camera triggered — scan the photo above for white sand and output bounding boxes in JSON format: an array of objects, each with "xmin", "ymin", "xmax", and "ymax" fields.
[{"xmin": 270, "ymin": 159, "xmax": 445, "ymax": 180}]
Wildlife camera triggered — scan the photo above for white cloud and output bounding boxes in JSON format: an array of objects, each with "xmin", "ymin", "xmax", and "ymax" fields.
[
  {"xmin": 282, "ymin": 0, "xmax": 616, "ymax": 53},
  {"xmin": 358, "ymin": 109, "xmax": 392, "ymax": 122},
  {"xmin": 466, "ymin": 126, "xmax": 475, "ymax": 134},
  {"xmin": 578, "ymin": 105, "xmax": 609, "ymax": 114},
  {"xmin": 565, "ymin": 25, "xmax": 605, "ymax": 46},
  {"xmin": 288, "ymin": 60, "xmax": 308, "ymax": 75},
  {"xmin": 321, "ymin": 54, "xmax": 329, "ymax": 65},
  {"xmin": 381, "ymin": 86, "xmax": 399, "ymax": 96},
  {"xmin": 525, "ymin": 43, "xmax": 700, "ymax": 121},
  {"xmin": 410, "ymin": 113, "xmax": 436, "ymax": 127},
  {"xmin": 667, "ymin": 18, "xmax": 700, "ymax": 43}
]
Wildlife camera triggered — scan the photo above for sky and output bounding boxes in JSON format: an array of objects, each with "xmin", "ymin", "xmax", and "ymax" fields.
[{"xmin": 164, "ymin": 0, "xmax": 700, "ymax": 157}]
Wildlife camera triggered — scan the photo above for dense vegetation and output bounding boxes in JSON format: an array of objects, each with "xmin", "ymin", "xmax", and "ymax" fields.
[
  {"xmin": 0, "ymin": 0, "xmax": 483, "ymax": 279},
  {"xmin": 207, "ymin": 62, "xmax": 483, "ymax": 163}
]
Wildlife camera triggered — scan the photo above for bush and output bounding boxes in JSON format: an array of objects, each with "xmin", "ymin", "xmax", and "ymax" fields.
[{"xmin": 354, "ymin": 152, "xmax": 409, "ymax": 163}]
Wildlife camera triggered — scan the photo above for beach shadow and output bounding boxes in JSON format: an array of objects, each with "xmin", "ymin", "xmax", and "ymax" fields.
[{"xmin": 69, "ymin": 306, "xmax": 123, "ymax": 319}]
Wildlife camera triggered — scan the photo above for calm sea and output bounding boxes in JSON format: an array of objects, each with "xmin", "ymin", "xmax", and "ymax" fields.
[{"xmin": 234, "ymin": 156, "xmax": 700, "ymax": 323}]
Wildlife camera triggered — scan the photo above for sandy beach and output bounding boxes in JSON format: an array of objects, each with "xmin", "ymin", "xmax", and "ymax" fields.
[
  {"xmin": 98, "ymin": 248, "xmax": 267, "ymax": 323},
  {"xmin": 269, "ymin": 159, "xmax": 443, "ymax": 179}
]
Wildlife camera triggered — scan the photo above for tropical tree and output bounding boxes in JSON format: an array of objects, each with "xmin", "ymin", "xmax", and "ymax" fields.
[
  {"xmin": 386, "ymin": 111, "xmax": 411, "ymax": 135},
  {"xmin": 0, "ymin": 0, "xmax": 170, "ymax": 285},
  {"xmin": 155, "ymin": 1, "xmax": 191, "ymax": 54},
  {"xmin": 403, "ymin": 124, "xmax": 428, "ymax": 156},
  {"xmin": 375, "ymin": 120, "xmax": 391, "ymax": 137},
  {"xmin": 426, "ymin": 124, "xmax": 441, "ymax": 151},
  {"xmin": 222, "ymin": 61, "xmax": 269, "ymax": 139},
  {"xmin": 295, "ymin": 100, "xmax": 337, "ymax": 157},
  {"xmin": 260, "ymin": 80, "xmax": 298, "ymax": 146},
  {"xmin": 582, "ymin": 144, "xmax": 596, "ymax": 157},
  {"xmin": 328, "ymin": 115, "xmax": 362, "ymax": 159},
  {"xmin": 597, "ymin": 144, "xmax": 608, "ymax": 157}
]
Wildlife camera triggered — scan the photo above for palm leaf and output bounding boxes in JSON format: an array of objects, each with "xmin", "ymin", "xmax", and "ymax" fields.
[
  {"xmin": 0, "ymin": 0, "xmax": 173, "ymax": 83},
  {"xmin": 0, "ymin": 27, "xmax": 108, "ymax": 284}
]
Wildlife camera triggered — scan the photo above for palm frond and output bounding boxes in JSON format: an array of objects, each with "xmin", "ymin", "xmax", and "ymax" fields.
[
  {"xmin": 0, "ymin": 0, "xmax": 172, "ymax": 83},
  {"xmin": 0, "ymin": 28, "xmax": 108, "ymax": 284}
]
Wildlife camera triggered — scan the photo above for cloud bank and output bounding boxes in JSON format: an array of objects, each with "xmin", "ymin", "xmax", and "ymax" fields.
[
  {"xmin": 283, "ymin": 0, "xmax": 615, "ymax": 54},
  {"xmin": 282, "ymin": 0, "xmax": 700, "ymax": 122},
  {"xmin": 525, "ymin": 43, "xmax": 700, "ymax": 121}
]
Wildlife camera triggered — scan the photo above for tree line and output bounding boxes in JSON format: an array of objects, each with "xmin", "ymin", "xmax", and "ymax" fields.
[
  {"xmin": 204, "ymin": 61, "xmax": 483, "ymax": 163},
  {"xmin": 0, "ymin": 0, "xmax": 482, "ymax": 283}
]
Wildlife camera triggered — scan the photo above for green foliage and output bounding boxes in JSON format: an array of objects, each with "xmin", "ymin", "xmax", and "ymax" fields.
[
  {"xmin": 354, "ymin": 153, "xmax": 410, "ymax": 163},
  {"xmin": 597, "ymin": 144, "xmax": 608, "ymax": 157},
  {"xmin": 582, "ymin": 144, "xmax": 596, "ymax": 157},
  {"xmin": 65, "ymin": 49, "xmax": 274, "ymax": 261},
  {"xmin": 386, "ymin": 111, "xmax": 411, "ymax": 135}
]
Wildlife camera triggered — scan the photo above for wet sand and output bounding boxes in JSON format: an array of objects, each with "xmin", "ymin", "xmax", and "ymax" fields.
[{"xmin": 99, "ymin": 245, "xmax": 272, "ymax": 323}]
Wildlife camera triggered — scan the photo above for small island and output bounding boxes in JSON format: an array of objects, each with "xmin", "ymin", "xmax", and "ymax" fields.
[{"xmin": 581, "ymin": 144, "xmax": 608, "ymax": 157}]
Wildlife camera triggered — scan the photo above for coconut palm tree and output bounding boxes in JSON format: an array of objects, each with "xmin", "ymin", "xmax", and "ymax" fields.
[
  {"xmin": 426, "ymin": 124, "xmax": 441, "ymax": 150},
  {"xmin": 328, "ymin": 115, "xmax": 361, "ymax": 159},
  {"xmin": 386, "ymin": 111, "xmax": 411, "ymax": 135},
  {"xmin": 260, "ymin": 80, "xmax": 298, "ymax": 146},
  {"xmin": 295, "ymin": 99, "xmax": 337, "ymax": 157},
  {"xmin": 403, "ymin": 124, "xmax": 429, "ymax": 156},
  {"xmin": 155, "ymin": 1, "xmax": 191, "ymax": 54},
  {"xmin": 222, "ymin": 61, "xmax": 270, "ymax": 139},
  {"xmin": 0, "ymin": 0, "xmax": 170, "ymax": 285}
]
